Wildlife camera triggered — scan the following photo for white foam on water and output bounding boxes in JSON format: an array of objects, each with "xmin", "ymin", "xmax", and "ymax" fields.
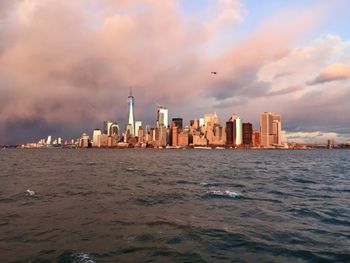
[
  {"xmin": 72, "ymin": 253, "xmax": 96, "ymax": 263},
  {"xmin": 207, "ymin": 190, "xmax": 241, "ymax": 198},
  {"xmin": 26, "ymin": 189, "xmax": 35, "ymax": 196}
]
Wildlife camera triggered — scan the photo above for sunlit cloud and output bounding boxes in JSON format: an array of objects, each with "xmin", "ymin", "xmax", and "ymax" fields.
[
  {"xmin": 0, "ymin": 0, "xmax": 349, "ymax": 144},
  {"xmin": 307, "ymin": 63, "xmax": 350, "ymax": 85}
]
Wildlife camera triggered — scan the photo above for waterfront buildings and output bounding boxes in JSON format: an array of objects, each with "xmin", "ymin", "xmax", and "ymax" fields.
[{"xmin": 72, "ymin": 90, "xmax": 285, "ymax": 149}]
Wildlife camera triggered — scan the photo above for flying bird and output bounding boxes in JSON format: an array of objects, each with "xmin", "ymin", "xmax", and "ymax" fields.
[{"xmin": 211, "ymin": 72, "xmax": 217, "ymax": 75}]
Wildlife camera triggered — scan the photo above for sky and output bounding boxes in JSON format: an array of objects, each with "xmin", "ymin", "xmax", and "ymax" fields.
[{"xmin": 0, "ymin": 0, "xmax": 350, "ymax": 145}]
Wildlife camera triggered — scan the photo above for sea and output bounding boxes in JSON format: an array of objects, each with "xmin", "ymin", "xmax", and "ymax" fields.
[{"xmin": 0, "ymin": 149, "xmax": 349, "ymax": 263}]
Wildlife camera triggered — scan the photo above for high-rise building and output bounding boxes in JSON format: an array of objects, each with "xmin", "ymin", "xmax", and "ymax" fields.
[
  {"xmin": 172, "ymin": 126, "xmax": 178, "ymax": 146},
  {"xmin": 135, "ymin": 121, "xmax": 142, "ymax": 137},
  {"xmin": 157, "ymin": 106, "xmax": 168, "ymax": 128},
  {"xmin": 272, "ymin": 114, "xmax": 282, "ymax": 145},
  {"xmin": 158, "ymin": 125, "xmax": 167, "ymax": 147},
  {"xmin": 103, "ymin": 121, "xmax": 113, "ymax": 135},
  {"xmin": 172, "ymin": 118, "xmax": 183, "ymax": 129},
  {"xmin": 226, "ymin": 121, "xmax": 234, "ymax": 146},
  {"xmin": 204, "ymin": 113, "xmax": 219, "ymax": 127},
  {"xmin": 110, "ymin": 123, "xmax": 119, "ymax": 137},
  {"xmin": 127, "ymin": 88, "xmax": 135, "ymax": 136},
  {"xmin": 260, "ymin": 112, "xmax": 282, "ymax": 147},
  {"xmin": 199, "ymin": 118, "xmax": 205, "ymax": 127},
  {"xmin": 260, "ymin": 112, "xmax": 271, "ymax": 147},
  {"xmin": 252, "ymin": 130, "xmax": 261, "ymax": 147},
  {"xmin": 138, "ymin": 127, "xmax": 144, "ymax": 143},
  {"xmin": 178, "ymin": 132, "xmax": 189, "ymax": 147},
  {"xmin": 235, "ymin": 116, "xmax": 242, "ymax": 146},
  {"xmin": 242, "ymin": 123, "xmax": 253, "ymax": 147},
  {"xmin": 226, "ymin": 114, "xmax": 242, "ymax": 146},
  {"xmin": 92, "ymin": 129, "xmax": 102, "ymax": 147},
  {"xmin": 104, "ymin": 121, "xmax": 119, "ymax": 139},
  {"xmin": 79, "ymin": 133, "xmax": 91, "ymax": 148}
]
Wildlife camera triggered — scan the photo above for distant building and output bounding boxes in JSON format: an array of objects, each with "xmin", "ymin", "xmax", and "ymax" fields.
[
  {"xmin": 79, "ymin": 133, "xmax": 91, "ymax": 148},
  {"xmin": 172, "ymin": 126, "xmax": 178, "ymax": 146},
  {"xmin": 235, "ymin": 116, "xmax": 242, "ymax": 146},
  {"xmin": 242, "ymin": 123, "xmax": 253, "ymax": 147},
  {"xmin": 126, "ymin": 124, "xmax": 133, "ymax": 140},
  {"xmin": 213, "ymin": 125, "xmax": 226, "ymax": 145},
  {"xmin": 204, "ymin": 113, "xmax": 219, "ymax": 127},
  {"xmin": 92, "ymin": 129, "xmax": 102, "ymax": 147},
  {"xmin": 103, "ymin": 121, "xmax": 113, "ymax": 135},
  {"xmin": 225, "ymin": 114, "xmax": 242, "ymax": 146},
  {"xmin": 127, "ymin": 89, "xmax": 135, "ymax": 136},
  {"xmin": 260, "ymin": 112, "xmax": 282, "ymax": 147},
  {"xmin": 199, "ymin": 118, "xmax": 205, "ymax": 127},
  {"xmin": 178, "ymin": 132, "xmax": 189, "ymax": 147},
  {"xmin": 252, "ymin": 130, "xmax": 261, "ymax": 147},
  {"xmin": 110, "ymin": 123, "xmax": 120, "ymax": 142},
  {"xmin": 193, "ymin": 134, "xmax": 207, "ymax": 146},
  {"xmin": 226, "ymin": 121, "xmax": 234, "ymax": 146},
  {"xmin": 172, "ymin": 118, "xmax": 183, "ymax": 129},
  {"xmin": 157, "ymin": 106, "xmax": 168, "ymax": 128},
  {"xmin": 158, "ymin": 125, "xmax": 167, "ymax": 147},
  {"xmin": 138, "ymin": 127, "xmax": 144, "ymax": 143},
  {"xmin": 135, "ymin": 121, "xmax": 142, "ymax": 137}
]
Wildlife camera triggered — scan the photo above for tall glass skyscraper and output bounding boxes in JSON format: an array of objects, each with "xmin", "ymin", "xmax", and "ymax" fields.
[
  {"xmin": 157, "ymin": 106, "xmax": 168, "ymax": 128},
  {"xmin": 127, "ymin": 88, "xmax": 135, "ymax": 136}
]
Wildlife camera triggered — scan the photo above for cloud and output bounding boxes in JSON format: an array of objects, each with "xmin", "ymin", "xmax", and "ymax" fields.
[
  {"xmin": 0, "ymin": 0, "xmax": 348, "ymax": 144},
  {"xmin": 307, "ymin": 63, "xmax": 350, "ymax": 85},
  {"xmin": 283, "ymin": 131, "xmax": 347, "ymax": 144}
]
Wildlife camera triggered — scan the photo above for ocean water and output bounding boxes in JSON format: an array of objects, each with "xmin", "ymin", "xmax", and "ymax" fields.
[{"xmin": 0, "ymin": 149, "xmax": 349, "ymax": 263}]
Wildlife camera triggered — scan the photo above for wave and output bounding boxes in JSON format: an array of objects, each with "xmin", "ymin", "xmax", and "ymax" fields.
[
  {"xmin": 206, "ymin": 190, "xmax": 242, "ymax": 199},
  {"xmin": 56, "ymin": 251, "xmax": 96, "ymax": 263}
]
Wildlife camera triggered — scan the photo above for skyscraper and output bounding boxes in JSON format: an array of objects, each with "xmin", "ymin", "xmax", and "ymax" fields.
[
  {"xmin": 172, "ymin": 118, "xmax": 183, "ymax": 130},
  {"xmin": 127, "ymin": 88, "xmax": 135, "ymax": 136},
  {"xmin": 204, "ymin": 113, "xmax": 219, "ymax": 127},
  {"xmin": 242, "ymin": 123, "xmax": 253, "ymax": 147},
  {"xmin": 235, "ymin": 116, "xmax": 243, "ymax": 146},
  {"xmin": 92, "ymin": 129, "xmax": 102, "ymax": 147},
  {"xmin": 226, "ymin": 114, "xmax": 242, "ymax": 146},
  {"xmin": 260, "ymin": 112, "xmax": 282, "ymax": 147},
  {"xmin": 157, "ymin": 106, "xmax": 168, "ymax": 128},
  {"xmin": 135, "ymin": 121, "xmax": 142, "ymax": 137},
  {"xmin": 103, "ymin": 121, "xmax": 113, "ymax": 136},
  {"xmin": 226, "ymin": 121, "xmax": 234, "ymax": 146}
]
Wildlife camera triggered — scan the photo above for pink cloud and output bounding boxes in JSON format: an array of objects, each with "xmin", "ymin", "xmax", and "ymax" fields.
[
  {"xmin": 307, "ymin": 63, "xmax": 350, "ymax": 85},
  {"xmin": 0, "ymin": 0, "xmax": 347, "ymax": 144}
]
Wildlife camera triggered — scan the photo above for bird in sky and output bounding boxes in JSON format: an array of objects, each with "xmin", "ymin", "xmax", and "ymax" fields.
[{"xmin": 211, "ymin": 72, "xmax": 217, "ymax": 75}]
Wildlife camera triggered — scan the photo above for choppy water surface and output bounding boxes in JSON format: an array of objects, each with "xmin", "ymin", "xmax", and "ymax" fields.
[{"xmin": 1, "ymin": 149, "xmax": 350, "ymax": 262}]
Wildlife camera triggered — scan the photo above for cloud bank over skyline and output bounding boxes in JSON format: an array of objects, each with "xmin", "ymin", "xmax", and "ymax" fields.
[{"xmin": 0, "ymin": 0, "xmax": 349, "ymax": 144}]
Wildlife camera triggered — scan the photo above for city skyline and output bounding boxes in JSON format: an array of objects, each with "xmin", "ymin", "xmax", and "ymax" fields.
[
  {"xmin": 1, "ymin": 0, "xmax": 350, "ymax": 144},
  {"xmin": 18, "ymin": 90, "xmax": 348, "ymax": 149}
]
